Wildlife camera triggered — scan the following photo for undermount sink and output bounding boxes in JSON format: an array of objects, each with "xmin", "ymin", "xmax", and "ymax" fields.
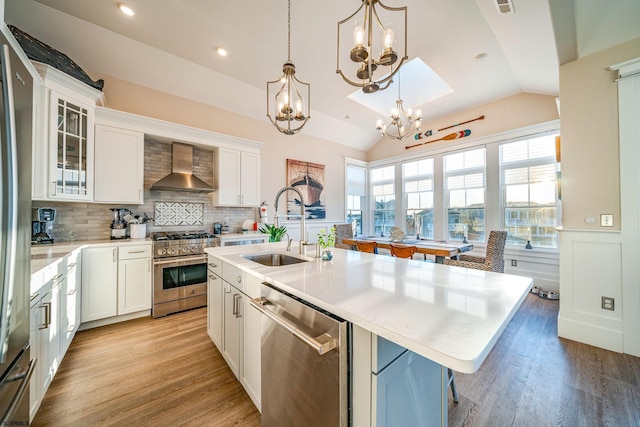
[{"xmin": 243, "ymin": 253, "xmax": 310, "ymax": 267}]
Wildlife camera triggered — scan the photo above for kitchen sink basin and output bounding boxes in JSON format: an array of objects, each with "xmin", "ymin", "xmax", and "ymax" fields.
[{"xmin": 243, "ymin": 253, "xmax": 310, "ymax": 267}]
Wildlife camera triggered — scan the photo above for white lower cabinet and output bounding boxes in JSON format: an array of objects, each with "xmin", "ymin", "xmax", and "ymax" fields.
[
  {"xmin": 223, "ymin": 281, "xmax": 242, "ymax": 377},
  {"xmin": 117, "ymin": 246, "xmax": 152, "ymax": 314},
  {"xmin": 207, "ymin": 255, "xmax": 262, "ymax": 411},
  {"xmin": 82, "ymin": 243, "xmax": 151, "ymax": 322},
  {"xmin": 60, "ymin": 251, "xmax": 81, "ymax": 354},
  {"xmin": 207, "ymin": 263, "xmax": 223, "ymax": 349},
  {"xmin": 82, "ymin": 246, "xmax": 118, "ymax": 322},
  {"xmin": 241, "ymin": 273, "xmax": 262, "ymax": 411},
  {"xmin": 30, "ymin": 249, "xmax": 83, "ymax": 423}
]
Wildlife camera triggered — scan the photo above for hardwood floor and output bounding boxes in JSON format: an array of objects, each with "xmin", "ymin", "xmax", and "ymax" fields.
[
  {"xmin": 448, "ymin": 295, "xmax": 640, "ymax": 426},
  {"xmin": 33, "ymin": 295, "xmax": 640, "ymax": 426},
  {"xmin": 32, "ymin": 308, "xmax": 260, "ymax": 427}
]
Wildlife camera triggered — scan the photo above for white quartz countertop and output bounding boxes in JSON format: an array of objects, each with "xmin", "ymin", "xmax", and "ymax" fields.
[
  {"xmin": 205, "ymin": 242, "xmax": 532, "ymax": 374},
  {"xmin": 31, "ymin": 239, "xmax": 150, "ymax": 276}
]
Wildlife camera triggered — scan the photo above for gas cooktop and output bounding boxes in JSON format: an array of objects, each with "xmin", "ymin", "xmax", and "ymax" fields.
[
  {"xmin": 150, "ymin": 231, "xmax": 216, "ymax": 241},
  {"xmin": 151, "ymin": 230, "xmax": 220, "ymax": 259}
]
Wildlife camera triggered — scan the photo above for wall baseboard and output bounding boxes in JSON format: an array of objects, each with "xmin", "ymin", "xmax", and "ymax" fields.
[{"xmin": 558, "ymin": 315, "xmax": 623, "ymax": 353}]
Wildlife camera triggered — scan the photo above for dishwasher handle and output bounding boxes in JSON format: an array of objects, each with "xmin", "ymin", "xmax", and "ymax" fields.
[{"xmin": 250, "ymin": 297, "xmax": 337, "ymax": 355}]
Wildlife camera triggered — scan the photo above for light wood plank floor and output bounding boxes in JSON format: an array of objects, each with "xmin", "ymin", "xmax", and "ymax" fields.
[
  {"xmin": 32, "ymin": 308, "xmax": 260, "ymax": 427},
  {"xmin": 33, "ymin": 295, "xmax": 640, "ymax": 426}
]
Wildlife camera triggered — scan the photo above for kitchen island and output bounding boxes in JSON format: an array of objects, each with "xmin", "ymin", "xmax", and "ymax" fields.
[{"xmin": 205, "ymin": 242, "xmax": 533, "ymax": 426}]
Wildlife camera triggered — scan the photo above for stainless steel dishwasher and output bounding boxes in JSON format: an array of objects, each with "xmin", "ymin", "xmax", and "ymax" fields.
[{"xmin": 251, "ymin": 283, "xmax": 348, "ymax": 427}]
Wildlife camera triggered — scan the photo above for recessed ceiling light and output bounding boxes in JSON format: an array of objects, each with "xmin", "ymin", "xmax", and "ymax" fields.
[
  {"xmin": 474, "ymin": 52, "xmax": 488, "ymax": 62},
  {"xmin": 118, "ymin": 3, "xmax": 135, "ymax": 16},
  {"xmin": 216, "ymin": 47, "xmax": 228, "ymax": 57}
]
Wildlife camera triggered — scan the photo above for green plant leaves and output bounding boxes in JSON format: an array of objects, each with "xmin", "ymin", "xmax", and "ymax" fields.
[{"xmin": 259, "ymin": 224, "xmax": 288, "ymax": 242}]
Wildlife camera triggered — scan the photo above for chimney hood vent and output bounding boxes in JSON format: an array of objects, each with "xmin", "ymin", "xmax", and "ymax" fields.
[{"xmin": 150, "ymin": 142, "xmax": 216, "ymax": 193}]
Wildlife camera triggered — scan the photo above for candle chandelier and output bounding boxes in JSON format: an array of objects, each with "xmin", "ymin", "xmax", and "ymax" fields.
[
  {"xmin": 266, "ymin": 0, "xmax": 311, "ymax": 135},
  {"xmin": 337, "ymin": 0, "xmax": 408, "ymax": 93},
  {"xmin": 376, "ymin": 72, "xmax": 422, "ymax": 140}
]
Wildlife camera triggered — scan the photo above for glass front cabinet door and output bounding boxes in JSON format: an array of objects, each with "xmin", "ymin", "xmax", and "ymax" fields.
[{"xmin": 49, "ymin": 92, "xmax": 95, "ymax": 200}]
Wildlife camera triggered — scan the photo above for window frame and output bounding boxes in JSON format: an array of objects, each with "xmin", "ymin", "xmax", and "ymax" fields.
[{"xmin": 362, "ymin": 121, "xmax": 561, "ymax": 251}]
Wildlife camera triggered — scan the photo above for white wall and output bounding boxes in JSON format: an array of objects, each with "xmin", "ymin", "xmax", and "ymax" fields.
[{"xmin": 558, "ymin": 40, "xmax": 640, "ymax": 356}]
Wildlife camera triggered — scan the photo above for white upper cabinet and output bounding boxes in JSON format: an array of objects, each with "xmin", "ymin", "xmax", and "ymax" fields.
[
  {"xmin": 31, "ymin": 63, "xmax": 105, "ymax": 201},
  {"xmin": 94, "ymin": 124, "xmax": 144, "ymax": 204},
  {"xmin": 215, "ymin": 148, "xmax": 260, "ymax": 206}
]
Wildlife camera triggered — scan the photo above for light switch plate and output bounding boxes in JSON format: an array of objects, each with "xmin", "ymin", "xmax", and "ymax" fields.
[{"xmin": 601, "ymin": 214, "xmax": 613, "ymax": 227}]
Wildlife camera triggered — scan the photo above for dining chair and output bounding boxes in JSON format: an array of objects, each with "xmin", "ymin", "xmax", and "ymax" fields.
[
  {"xmin": 334, "ymin": 223, "xmax": 354, "ymax": 250},
  {"xmin": 443, "ymin": 230, "xmax": 507, "ymax": 273},
  {"xmin": 389, "ymin": 243, "xmax": 417, "ymax": 259},
  {"xmin": 356, "ymin": 240, "xmax": 378, "ymax": 254}
]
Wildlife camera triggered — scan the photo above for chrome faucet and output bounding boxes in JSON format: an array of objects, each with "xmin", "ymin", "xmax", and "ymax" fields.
[
  {"xmin": 282, "ymin": 232, "xmax": 292, "ymax": 252},
  {"xmin": 274, "ymin": 186, "xmax": 306, "ymax": 254}
]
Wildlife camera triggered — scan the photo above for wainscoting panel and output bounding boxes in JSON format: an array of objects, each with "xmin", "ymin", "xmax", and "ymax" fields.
[{"xmin": 558, "ymin": 229, "xmax": 623, "ymax": 352}]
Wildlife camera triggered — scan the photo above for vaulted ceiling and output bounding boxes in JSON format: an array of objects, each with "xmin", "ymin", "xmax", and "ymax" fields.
[{"xmin": 5, "ymin": 0, "xmax": 640, "ymax": 150}]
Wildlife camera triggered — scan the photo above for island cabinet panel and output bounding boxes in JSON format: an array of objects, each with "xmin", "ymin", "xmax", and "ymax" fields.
[
  {"xmin": 207, "ymin": 263, "xmax": 223, "ymax": 350},
  {"xmin": 241, "ymin": 273, "xmax": 262, "ymax": 411},
  {"xmin": 222, "ymin": 281, "xmax": 242, "ymax": 377},
  {"xmin": 351, "ymin": 324, "xmax": 448, "ymax": 427},
  {"xmin": 206, "ymin": 255, "xmax": 261, "ymax": 411}
]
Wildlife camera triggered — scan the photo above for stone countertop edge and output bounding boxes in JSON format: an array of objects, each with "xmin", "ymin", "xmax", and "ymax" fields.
[
  {"xmin": 30, "ymin": 238, "xmax": 152, "ymax": 276},
  {"xmin": 205, "ymin": 242, "xmax": 533, "ymax": 374}
]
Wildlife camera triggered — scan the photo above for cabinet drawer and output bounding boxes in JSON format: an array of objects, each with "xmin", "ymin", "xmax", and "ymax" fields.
[
  {"xmin": 208, "ymin": 255, "xmax": 223, "ymax": 277},
  {"xmin": 118, "ymin": 244, "xmax": 151, "ymax": 260},
  {"xmin": 222, "ymin": 262, "xmax": 243, "ymax": 290}
]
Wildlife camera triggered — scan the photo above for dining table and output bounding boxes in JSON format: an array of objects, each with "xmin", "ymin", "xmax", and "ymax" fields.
[{"xmin": 342, "ymin": 236, "xmax": 474, "ymax": 263}]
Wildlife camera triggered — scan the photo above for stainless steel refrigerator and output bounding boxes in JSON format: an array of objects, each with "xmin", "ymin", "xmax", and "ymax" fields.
[{"xmin": 0, "ymin": 26, "xmax": 34, "ymax": 424}]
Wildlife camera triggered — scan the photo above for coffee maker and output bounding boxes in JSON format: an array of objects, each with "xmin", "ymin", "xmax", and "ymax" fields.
[
  {"xmin": 110, "ymin": 208, "xmax": 130, "ymax": 240},
  {"xmin": 32, "ymin": 207, "xmax": 56, "ymax": 244}
]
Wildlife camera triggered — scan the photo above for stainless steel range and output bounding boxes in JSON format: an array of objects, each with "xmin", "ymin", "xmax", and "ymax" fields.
[{"xmin": 151, "ymin": 231, "xmax": 220, "ymax": 318}]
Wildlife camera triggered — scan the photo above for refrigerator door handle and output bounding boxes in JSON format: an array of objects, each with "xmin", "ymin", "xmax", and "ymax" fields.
[
  {"xmin": 0, "ymin": 44, "xmax": 18, "ymax": 365},
  {"xmin": 0, "ymin": 357, "xmax": 36, "ymax": 424}
]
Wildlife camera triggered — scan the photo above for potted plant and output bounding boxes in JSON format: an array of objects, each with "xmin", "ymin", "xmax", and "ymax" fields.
[
  {"xmin": 259, "ymin": 223, "xmax": 288, "ymax": 242},
  {"xmin": 317, "ymin": 226, "xmax": 336, "ymax": 260}
]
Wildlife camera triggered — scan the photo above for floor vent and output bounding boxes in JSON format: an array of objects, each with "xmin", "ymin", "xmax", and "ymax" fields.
[{"xmin": 495, "ymin": 0, "xmax": 515, "ymax": 14}]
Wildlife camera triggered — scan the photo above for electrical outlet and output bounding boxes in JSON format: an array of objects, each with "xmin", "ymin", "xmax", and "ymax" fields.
[
  {"xmin": 601, "ymin": 296, "xmax": 615, "ymax": 311},
  {"xmin": 511, "ymin": 260, "xmax": 517, "ymax": 267},
  {"xmin": 224, "ymin": 216, "xmax": 229, "ymax": 223},
  {"xmin": 601, "ymin": 214, "xmax": 613, "ymax": 227}
]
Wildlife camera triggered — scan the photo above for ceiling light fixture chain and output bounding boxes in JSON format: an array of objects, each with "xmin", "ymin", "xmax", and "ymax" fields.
[
  {"xmin": 266, "ymin": 0, "xmax": 311, "ymax": 135},
  {"xmin": 337, "ymin": 0, "xmax": 409, "ymax": 94},
  {"xmin": 376, "ymin": 70, "xmax": 422, "ymax": 140}
]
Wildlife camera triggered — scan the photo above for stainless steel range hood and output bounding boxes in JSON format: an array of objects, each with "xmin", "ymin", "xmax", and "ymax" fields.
[{"xmin": 150, "ymin": 142, "xmax": 216, "ymax": 193}]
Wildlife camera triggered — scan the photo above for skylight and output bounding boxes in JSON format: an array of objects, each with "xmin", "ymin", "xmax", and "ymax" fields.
[{"xmin": 347, "ymin": 57, "xmax": 453, "ymax": 116}]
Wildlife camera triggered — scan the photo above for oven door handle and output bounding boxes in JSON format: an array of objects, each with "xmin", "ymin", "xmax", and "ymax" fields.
[{"xmin": 153, "ymin": 255, "xmax": 207, "ymax": 266}]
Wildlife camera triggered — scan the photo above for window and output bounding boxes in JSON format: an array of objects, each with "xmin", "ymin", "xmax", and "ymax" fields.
[
  {"xmin": 371, "ymin": 165, "xmax": 395, "ymax": 236},
  {"xmin": 444, "ymin": 148, "xmax": 486, "ymax": 242},
  {"xmin": 403, "ymin": 158, "xmax": 434, "ymax": 238},
  {"xmin": 346, "ymin": 164, "xmax": 366, "ymax": 235},
  {"xmin": 500, "ymin": 134, "xmax": 558, "ymax": 248}
]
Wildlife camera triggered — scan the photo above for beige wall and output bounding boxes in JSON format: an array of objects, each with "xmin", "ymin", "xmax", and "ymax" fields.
[
  {"xmin": 559, "ymin": 37, "xmax": 640, "ymax": 230},
  {"xmin": 366, "ymin": 93, "xmax": 559, "ymax": 162},
  {"xmin": 92, "ymin": 72, "xmax": 367, "ymax": 223}
]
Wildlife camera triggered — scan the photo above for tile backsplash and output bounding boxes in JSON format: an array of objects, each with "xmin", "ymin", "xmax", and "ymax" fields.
[{"xmin": 33, "ymin": 140, "xmax": 258, "ymax": 242}]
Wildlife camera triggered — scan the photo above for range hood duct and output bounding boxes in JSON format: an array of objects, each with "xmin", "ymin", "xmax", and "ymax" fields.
[{"xmin": 150, "ymin": 142, "xmax": 216, "ymax": 193}]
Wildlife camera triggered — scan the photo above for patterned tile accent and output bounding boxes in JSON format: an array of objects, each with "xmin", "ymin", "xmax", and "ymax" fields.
[{"xmin": 154, "ymin": 202, "xmax": 204, "ymax": 226}]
